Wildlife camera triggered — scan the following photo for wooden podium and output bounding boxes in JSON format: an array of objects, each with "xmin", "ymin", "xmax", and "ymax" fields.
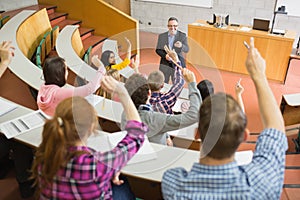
[{"xmin": 187, "ymin": 20, "xmax": 296, "ymax": 82}]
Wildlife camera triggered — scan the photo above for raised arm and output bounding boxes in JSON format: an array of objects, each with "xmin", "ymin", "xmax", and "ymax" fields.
[
  {"xmin": 235, "ymin": 78, "xmax": 245, "ymax": 113},
  {"xmin": 0, "ymin": 41, "xmax": 15, "ymax": 78},
  {"xmin": 101, "ymin": 76, "xmax": 141, "ymax": 122},
  {"xmin": 124, "ymin": 37, "xmax": 132, "ymax": 61},
  {"xmin": 245, "ymin": 37, "xmax": 284, "ymax": 132}
]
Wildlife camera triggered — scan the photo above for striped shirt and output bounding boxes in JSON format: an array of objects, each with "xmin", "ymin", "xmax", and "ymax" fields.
[
  {"xmin": 39, "ymin": 120, "xmax": 148, "ymax": 200},
  {"xmin": 150, "ymin": 66, "xmax": 184, "ymax": 114},
  {"xmin": 162, "ymin": 128, "xmax": 288, "ymax": 200}
]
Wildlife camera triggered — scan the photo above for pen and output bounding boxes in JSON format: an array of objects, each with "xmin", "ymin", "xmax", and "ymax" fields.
[{"xmin": 243, "ymin": 41, "xmax": 250, "ymax": 49}]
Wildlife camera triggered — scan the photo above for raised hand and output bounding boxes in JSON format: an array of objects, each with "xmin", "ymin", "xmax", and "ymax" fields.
[
  {"xmin": 245, "ymin": 37, "xmax": 266, "ymax": 82},
  {"xmin": 164, "ymin": 45, "xmax": 179, "ymax": 63},
  {"xmin": 0, "ymin": 41, "xmax": 15, "ymax": 65}
]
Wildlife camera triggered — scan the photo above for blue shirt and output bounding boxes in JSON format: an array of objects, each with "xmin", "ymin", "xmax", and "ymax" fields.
[
  {"xmin": 168, "ymin": 32, "xmax": 176, "ymax": 49},
  {"xmin": 162, "ymin": 128, "xmax": 288, "ymax": 200}
]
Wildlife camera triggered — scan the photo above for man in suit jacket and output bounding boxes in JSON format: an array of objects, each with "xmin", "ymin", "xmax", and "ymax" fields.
[{"xmin": 156, "ymin": 17, "xmax": 189, "ymax": 83}]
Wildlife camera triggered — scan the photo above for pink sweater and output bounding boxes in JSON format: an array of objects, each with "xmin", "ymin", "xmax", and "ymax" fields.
[{"xmin": 37, "ymin": 69, "xmax": 104, "ymax": 116}]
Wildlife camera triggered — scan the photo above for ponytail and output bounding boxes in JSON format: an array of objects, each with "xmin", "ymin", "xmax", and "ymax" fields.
[{"xmin": 31, "ymin": 96, "xmax": 98, "ymax": 193}]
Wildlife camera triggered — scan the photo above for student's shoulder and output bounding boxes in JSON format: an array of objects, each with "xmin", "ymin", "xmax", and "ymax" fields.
[{"xmin": 163, "ymin": 167, "xmax": 189, "ymax": 182}]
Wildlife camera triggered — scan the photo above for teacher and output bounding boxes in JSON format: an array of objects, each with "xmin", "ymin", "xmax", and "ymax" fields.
[{"xmin": 156, "ymin": 17, "xmax": 189, "ymax": 83}]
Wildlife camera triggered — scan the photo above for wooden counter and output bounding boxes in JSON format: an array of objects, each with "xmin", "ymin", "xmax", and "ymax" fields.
[{"xmin": 187, "ymin": 20, "xmax": 296, "ymax": 82}]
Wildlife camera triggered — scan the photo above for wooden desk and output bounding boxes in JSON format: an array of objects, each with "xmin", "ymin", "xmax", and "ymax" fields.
[
  {"xmin": 188, "ymin": 20, "xmax": 296, "ymax": 82},
  {"xmin": 281, "ymin": 93, "xmax": 300, "ymax": 125}
]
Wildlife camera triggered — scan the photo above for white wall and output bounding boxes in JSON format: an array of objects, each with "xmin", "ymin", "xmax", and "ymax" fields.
[
  {"xmin": 0, "ymin": 0, "xmax": 37, "ymax": 12},
  {"xmin": 131, "ymin": 0, "xmax": 300, "ymax": 47}
]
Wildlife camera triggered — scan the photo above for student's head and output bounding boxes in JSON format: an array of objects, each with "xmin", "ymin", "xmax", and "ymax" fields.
[
  {"xmin": 43, "ymin": 57, "xmax": 67, "ymax": 87},
  {"xmin": 198, "ymin": 93, "xmax": 247, "ymax": 159},
  {"xmin": 125, "ymin": 73, "xmax": 150, "ymax": 109},
  {"xmin": 101, "ymin": 50, "xmax": 116, "ymax": 67},
  {"xmin": 197, "ymin": 79, "xmax": 214, "ymax": 101},
  {"xmin": 168, "ymin": 17, "xmax": 178, "ymax": 36},
  {"xmin": 32, "ymin": 96, "xmax": 98, "ymax": 185},
  {"xmin": 107, "ymin": 69, "xmax": 121, "ymax": 81},
  {"xmin": 148, "ymin": 70, "xmax": 164, "ymax": 91}
]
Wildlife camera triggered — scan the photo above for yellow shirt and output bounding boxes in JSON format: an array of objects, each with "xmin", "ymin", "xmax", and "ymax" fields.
[{"xmin": 106, "ymin": 58, "xmax": 130, "ymax": 71}]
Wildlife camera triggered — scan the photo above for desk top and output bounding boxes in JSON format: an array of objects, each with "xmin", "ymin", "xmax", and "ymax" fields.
[
  {"xmin": 0, "ymin": 10, "xmax": 44, "ymax": 90},
  {"xmin": 189, "ymin": 20, "xmax": 296, "ymax": 41},
  {"xmin": 283, "ymin": 93, "xmax": 300, "ymax": 106}
]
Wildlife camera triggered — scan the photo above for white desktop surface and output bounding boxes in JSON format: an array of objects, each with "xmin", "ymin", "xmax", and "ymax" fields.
[
  {"xmin": 283, "ymin": 93, "xmax": 300, "ymax": 106},
  {"xmin": 122, "ymin": 143, "xmax": 199, "ymax": 182},
  {"xmin": 0, "ymin": 10, "xmax": 44, "ymax": 90}
]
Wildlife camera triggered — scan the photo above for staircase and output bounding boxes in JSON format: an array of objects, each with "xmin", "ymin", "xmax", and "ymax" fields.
[{"xmin": 1, "ymin": 4, "xmax": 107, "ymax": 56}]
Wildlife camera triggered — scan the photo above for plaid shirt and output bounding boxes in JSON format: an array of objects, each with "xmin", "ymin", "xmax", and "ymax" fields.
[
  {"xmin": 39, "ymin": 120, "xmax": 148, "ymax": 200},
  {"xmin": 150, "ymin": 65, "xmax": 184, "ymax": 114},
  {"xmin": 162, "ymin": 128, "xmax": 288, "ymax": 200}
]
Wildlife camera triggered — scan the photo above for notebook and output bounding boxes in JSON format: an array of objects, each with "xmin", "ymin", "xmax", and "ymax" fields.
[{"xmin": 253, "ymin": 18, "xmax": 270, "ymax": 31}]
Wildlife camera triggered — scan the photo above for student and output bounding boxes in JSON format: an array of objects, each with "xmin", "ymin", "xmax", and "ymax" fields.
[
  {"xmin": 148, "ymin": 47, "xmax": 184, "ymax": 114},
  {"xmin": 197, "ymin": 79, "xmax": 214, "ymax": 100},
  {"xmin": 162, "ymin": 38, "xmax": 287, "ymax": 199},
  {"xmin": 0, "ymin": 40, "xmax": 14, "ymax": 77},
  {"xmin": 121, "ymin": 68, "xmax": 201, "ymax": 146},
  {"xmin": 31, "ymin": 76, "xmax": 148, "ymax": 199},
  {"xmin": 37, "ymin": 56, "xmax": 105, "ymax": 116},
  {"xmin": 156, "ymin": 17, "xmax": 189, "ymax": 83},
  {"xmin": 101, "ymin": 37, "xmax": 131, "ymax": 71}
]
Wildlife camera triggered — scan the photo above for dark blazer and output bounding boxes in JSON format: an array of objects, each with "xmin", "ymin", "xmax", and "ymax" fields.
[{"xmin": 156, "ymin": 30, "xmax": 189, "ymax": 68}]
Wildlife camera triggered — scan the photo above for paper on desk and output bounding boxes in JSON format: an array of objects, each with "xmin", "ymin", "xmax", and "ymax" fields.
[
  {"xmin": 87, "ymin": 131, "xmax": 157, "ymax": 165},
  {"xmin": 0, "ymin": 98, "xmax": 18, "ymax": 117},
  {"xmin": 0, "ymin": 110, "xmax": 48, "ymax": 139},
  {"xmin": 85, "ymin": 94, "xmax": 104, "ymax": 106},
  {"xmin": 235, "ymin": 150, "xmax": 253, "ymax": 165},
  {"xmin": 172, "ymin": 98, "xmax": 190, "ymax": 113},
  {"xmin": 239, "ymin": 27, "xmax": 252, "ymax": 32}
]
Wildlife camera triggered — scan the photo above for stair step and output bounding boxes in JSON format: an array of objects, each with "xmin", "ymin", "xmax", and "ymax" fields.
[
  {"xmin": 52, "ymin": 19, "xmax": 81, "ymax": 30},
  {"xmin": 79, "ymin": 27, "xmax": 95, "ymax": 40},
  {"xmin": 48, "ymin": 12, "xmax": 68, "ymax": 21},
  {"xmin": 49, "ymin": 12, "xmax": 68, "ymax": 26},
  {"xmin": 1, "ymin": 4, "xmax": 57, "ymax": 18},
  {"xmin": 82, "ymin": 35, "xmax": 107, "ymax": 52}
]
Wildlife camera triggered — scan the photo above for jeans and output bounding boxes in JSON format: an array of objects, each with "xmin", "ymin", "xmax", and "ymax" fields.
[{"xmin": 112, "ymin": 175, "xmax": 135, "ymax": 200}]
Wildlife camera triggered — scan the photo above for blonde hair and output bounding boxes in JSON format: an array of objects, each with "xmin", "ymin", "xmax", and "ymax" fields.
[
  {"xmin": 148, "ymin": 70, "xmax": 164, "ymax": 91},
  {"xmin": 96, "ymin": 69, "xmax": 121, "ymax": 98},
  {"xmin": 31, "ymin": 96, "xmax": 98, "ymax": 193}
]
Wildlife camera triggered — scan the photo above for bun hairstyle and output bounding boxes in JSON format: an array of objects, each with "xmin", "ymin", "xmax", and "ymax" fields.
[{"xmin": 31, "ymin": 96, "xmax": 98, "ymax": 188}]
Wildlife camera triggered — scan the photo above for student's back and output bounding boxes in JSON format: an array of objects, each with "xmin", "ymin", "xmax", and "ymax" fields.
[{"xmin": 37, "ymin": 57, "xmax": 105, "ymax": 116}]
